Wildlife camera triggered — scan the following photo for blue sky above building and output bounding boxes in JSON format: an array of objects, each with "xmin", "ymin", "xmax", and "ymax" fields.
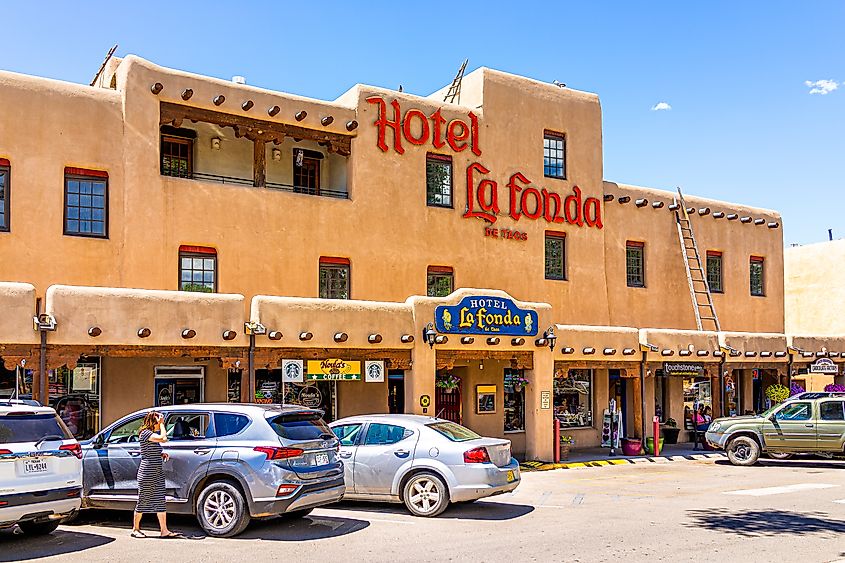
[{"xmin": 1, "ymin": 1, "xmax": 841, "ymax": 245}]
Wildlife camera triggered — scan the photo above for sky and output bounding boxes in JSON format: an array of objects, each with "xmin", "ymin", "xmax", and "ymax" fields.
[{"xmin": 1, "ymin": 1, "xmax": 841, "ymax": 246}]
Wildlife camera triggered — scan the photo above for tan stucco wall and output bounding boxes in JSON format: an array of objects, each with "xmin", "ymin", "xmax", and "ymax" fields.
[
  {"xmin": 0, "ymin": 282, "xmax": 38, "ymax": 345},
  {"xmin": 785, "ymin": 240, "xmax": 845, "ymax": 335}
]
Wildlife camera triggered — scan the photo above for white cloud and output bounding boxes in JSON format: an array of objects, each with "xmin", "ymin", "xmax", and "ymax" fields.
[
  {"xmin": 651, "ymin": 101, "xmax": 672, "ymax": 111},
  {"xmin": 804, "ymin": 79, "xmax": 839, "ymax": 95}
]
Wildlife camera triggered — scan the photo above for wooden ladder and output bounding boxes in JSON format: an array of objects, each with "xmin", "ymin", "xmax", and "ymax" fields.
[
  {"xmin": 443, "ymin": 59, "xmax": 468, "ymax": 104},
  {"xmin": 674, "ymin": 188, "xmax": 721, "ymax": 331}
]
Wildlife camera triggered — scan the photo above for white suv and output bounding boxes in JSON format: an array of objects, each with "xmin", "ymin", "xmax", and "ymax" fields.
[{"xmin": 0, "ymin": 401, "xmax": 83, "ymax": 535}]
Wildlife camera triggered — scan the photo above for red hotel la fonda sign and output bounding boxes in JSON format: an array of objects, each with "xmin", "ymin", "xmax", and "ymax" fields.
[{"xmin": 366, "ymin": 97, "xmax": 603, "ymax": 235}]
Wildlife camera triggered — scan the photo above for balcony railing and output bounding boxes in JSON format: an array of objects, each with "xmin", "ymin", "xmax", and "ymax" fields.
[{"xmin": 177, "ymin": 172, "xmax": 348, "ymax": 200}]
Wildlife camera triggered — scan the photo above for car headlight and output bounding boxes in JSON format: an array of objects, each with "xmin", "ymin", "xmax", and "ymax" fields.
[{"xmin": 708, "ymin": 422, "xmax": 722, "ymax": 433}]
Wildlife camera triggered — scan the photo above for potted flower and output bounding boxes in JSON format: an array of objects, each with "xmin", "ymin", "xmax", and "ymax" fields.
[
  {"xmin": 511, "ymin": 373, "xmax": 530, "ymax": 392},
  {"xmin": 661, "ymin": 418, "xmax": 681, "ymax": 445},
  {"xmin": 824, "ymin": 383, "xmax": 845, "ymax": 392},
  {"xmin": 789, "ymin": 382, "xmax": 805, "ymax": 396},
  {"xmin": 765, "ymin": 383, "xmax": 790, "ymax": 405},
  {"xmin": 559, "ymin": 435, "xmax": 575, "ymax": 461},
  {"xmin": 621, "ymin": 437, "xmax": 643, "ymax": 456},
  {"xmin": 435, "ymin": 372, "xmax": 461, "ymax": 393}
]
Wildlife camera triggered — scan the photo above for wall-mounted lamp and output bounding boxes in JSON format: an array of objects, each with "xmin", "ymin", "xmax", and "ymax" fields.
[
  {"xmin": 244, "ymin": 322, "xmax": 267, "ymax": 335},
  {"xmin": 272, "ymin": 148, "xmax": 282, "ymax": 161},
  {"xmin": 268, "ymin": 331, "xmax": 283, "ymax": 341},
  {"xmin": 33, "ymin": 313, "xmax": 57, "ymax": 331},
  {"xmin": 543, "ymin": 327, "xmax": 557, "ymax": 351},
  {"xmin": 423, "ymin": 323, "xmax": 437, "ymax": 348},
  {"xmin": 211, "ymin": 137, "xmax": 222, "ymax": 150}
]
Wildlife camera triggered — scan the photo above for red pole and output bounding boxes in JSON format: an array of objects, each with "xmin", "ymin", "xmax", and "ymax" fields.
[
  {"xmin": 653, "ymin": 416, "xmax": 661, "ymax": 456},
  {"xmin": 554, "ymin": 417, "xmax": 561, "ymax": 463}
]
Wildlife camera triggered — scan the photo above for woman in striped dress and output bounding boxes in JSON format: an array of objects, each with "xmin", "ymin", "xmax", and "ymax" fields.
[{"xmin": 131, "ymin": 411, "xmax": 179, "ymax": 538}]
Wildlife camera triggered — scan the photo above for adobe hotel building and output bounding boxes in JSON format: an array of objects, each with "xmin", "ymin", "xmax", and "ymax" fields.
[{"xmin": 1, "ymin": 55, "xmax": 842, "ymax": 460}]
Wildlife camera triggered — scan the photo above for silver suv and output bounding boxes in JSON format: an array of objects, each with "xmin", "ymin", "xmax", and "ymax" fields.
[{"xmin": 80, "ymin": 404, "xmax": 344, "ymax": 537}]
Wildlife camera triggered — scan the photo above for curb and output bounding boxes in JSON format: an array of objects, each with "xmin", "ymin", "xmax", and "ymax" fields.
[{"xmin": 520, "ymin": 452, "xmax": 725, "ymax": 471}]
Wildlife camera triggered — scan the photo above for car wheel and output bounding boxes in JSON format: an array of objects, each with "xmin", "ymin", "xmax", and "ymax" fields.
[
  {"xmin": 280, "ymin": 508, "xmax": 314, "ymax": 520},
  {"xmin": 767, "ymin": 452, "xmax": 793, "ymax": 460},
  {"xmin": 402, "ymin": 472, "xmax": 449, "ymax": 517},
  {"xmin": 196, "ymin": 481, "xmax": 251, "ymax": 537},
  {"xmin": 726, "ymin": 436, "xmax": 760, "ymax": 466},
  {"xmin": 18, "ymin": 520, "xmax": 60, "ymax": 536}
]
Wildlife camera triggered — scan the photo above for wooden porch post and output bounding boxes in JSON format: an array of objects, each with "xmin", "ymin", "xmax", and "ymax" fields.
[{"xmin": 253, "ymin": 139, "xmax": 266, "ymax": 188}]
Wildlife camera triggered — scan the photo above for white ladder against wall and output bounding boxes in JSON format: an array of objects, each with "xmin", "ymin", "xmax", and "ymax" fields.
[{"xmin": 673, "ymin": 188, "xmax": 721, "ymax": 332}]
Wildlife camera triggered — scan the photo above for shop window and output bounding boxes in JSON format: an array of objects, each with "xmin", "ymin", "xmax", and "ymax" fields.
[
  {"xmin": 655, "ymin": 372, "xmax": 667, "ymax": 423},
  {"xmin": 255, "ymin": 368, "xmax": 282, "ymax": 403},
  {"xmin": 0, "ymin": 160, "xmax": 10, "ymax": 232},
  {"xmin": 427, "ymin": 266, "xmax": 453, "ymax": 297},
  {"xmin": 227, "ymin": 369, "xmax": 242, "ymax": 403},
  {"xmin": 319, "ymin": 257, "xmax": 350, "ymax": 299},
  {"xmin": 179, "ymin": 245, "xmax": 217, "ymax": 293},
  {"xmin": 504, "ymin": 369, "xmax": 526, "ymax": 432},
  {"xmin": 706, "ymin": 251, "xmax": 723, "ymax": 293},
  {"xmin": 683, "ymin": 376, "xmax": 712, "ymax": 427},
  {"xmin": 820, "ymin": 401, "xmax": 845, "ymax": 421},
  {"xmin": 543, "ymin": 131, "xmax": 566, "ymax": 179},
  {"xmin": 750, "ymin": 256, "xmax": 765, "ymax": 296},
  {"xmin": 545, "ymin": 231, "xmax": 566, "ymax": 280},
  {"xmin": 64, "ymin": 168, "xmax": 108, "ymax": 238},
  {"xmin": 426, "ymin": 153, "xmax": 452, "ymax": 207},
  {"xmin": 52, "ymin": 359, "xmax": 101, "ymax": 440},
  {"xmin": 160, "ymin": 126, "xmax": 195, "ymax": 178},
  {"xmin": 554, "ymin": 369, "xmax": 593, "ymax": 428},
  {"xmin": 293, "ymin": 149, "xmax": 322, "ymax": 195},
  {"xmin": 626, "ymin": 241, "xmax": 645, "ymax": 288}
]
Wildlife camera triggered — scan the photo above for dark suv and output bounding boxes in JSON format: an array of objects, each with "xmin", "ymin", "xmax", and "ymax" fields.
[{"xmin": 80, "ymin": 404, "xmax": 344, "ymax": 537}]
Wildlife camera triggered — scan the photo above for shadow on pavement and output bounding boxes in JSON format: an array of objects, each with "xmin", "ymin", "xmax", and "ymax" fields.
[
  {"xmin": 687, "ymin": 508, "xmax": 845, "ymax": 538},
  {"xmin": 329, "ymin": 500, "xmax": 534, "ymax": 521},
  {"xmin": 0, "ymin": 529, "xmax": 114, "ymax": 561},
  {"xmin": 714, "ymin": 458, "xmax": 845, "ymax": 470}
]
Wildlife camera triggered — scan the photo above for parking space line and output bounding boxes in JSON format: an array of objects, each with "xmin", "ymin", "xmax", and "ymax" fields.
[
  {"xmin": 724, "ymin": 483, "xmax": 837, "ymax": 496},
  {"xmin": 832, "ymin": 499, "xmax": 845, "ymax": 504}
]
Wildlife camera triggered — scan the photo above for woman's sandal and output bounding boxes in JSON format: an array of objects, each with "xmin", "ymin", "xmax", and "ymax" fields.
[
  {"xmin": 160, "ymin": 531, "xmax": 183, "ymax": 539},
  {"xmin": 130, "ymin": 530, "xmax": 147, "ymax": 539}
]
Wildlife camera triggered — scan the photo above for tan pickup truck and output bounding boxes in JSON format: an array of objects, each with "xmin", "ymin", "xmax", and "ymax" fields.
[{"xmin": 705, "ymin": 394, "xmax": 845, "ymax": 466}]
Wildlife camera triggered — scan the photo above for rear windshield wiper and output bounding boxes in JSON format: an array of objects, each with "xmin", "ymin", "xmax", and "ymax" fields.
[{"xmin": 35, "ymin": 435, "xmax": 65, "ymax": 448}]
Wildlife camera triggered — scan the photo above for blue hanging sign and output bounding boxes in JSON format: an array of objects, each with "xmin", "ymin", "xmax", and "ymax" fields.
[{"xmin": 435, "ymin": 295, "xmax": 539, "ymax": 336}]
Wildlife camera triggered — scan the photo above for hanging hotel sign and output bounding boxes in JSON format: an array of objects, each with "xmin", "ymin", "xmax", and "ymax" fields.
[
  {"xmin": 663, "ymin": 362, "xmax": 705, "ymax": 377},
  {"xmin": 809, "ymin": 358, "xmax": 839, "ymax": 375},
  {"xmin": 435, "ymin": 295, "xmax": 538, "ymax": 336},
  {"xmin": 366, "ymin": 97, "xmax": 604, "ymax": 240},
  {"xmin": 306, "ymin": 359, "xmax": 362, "ymax": 381}
]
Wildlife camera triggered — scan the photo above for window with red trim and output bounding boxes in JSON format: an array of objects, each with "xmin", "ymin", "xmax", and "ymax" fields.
[
  {"xmin": 426, "ymin": 153, "xmax": 452, "ymax": 208},
  {"xmin": 64, "ymin": 168, "xmax": 108, "ymax": 238},
  {"xmin": 706, "ymin": 251, "xmax": 723, "ymax": 293},
  {"xmin": 545, "ymin": 231, "xmax": 566, "ymax": 280},
  {"xmin": 427, "ymin": 266, "xmax": 454, "ymax": 297},
  {"xmin": 626, "ymin": 241, "xmax": 645, "ymax": 287},
  {"xmin": 0, "ymin": 159, "xmax": 9, "ymax": 232},
  {"xmin": 320, "ymin": 257, "xmax": 350, "ymax": 299},
  {"xmin": 750, "ymin": 256, "xmax": 765, "ymax": 297},
  {"xmin": 543, "ymin": 131, "xmax": 566, "ymax": 179},
  {"xmin": 180, "ymin": 245, "xmax": 217, "ymax": 293}
]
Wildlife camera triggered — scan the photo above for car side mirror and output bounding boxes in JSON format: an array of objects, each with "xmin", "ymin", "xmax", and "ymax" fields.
[{"xmin": 93, "ymin": 434, "xmax": 106, "ymax": 449}]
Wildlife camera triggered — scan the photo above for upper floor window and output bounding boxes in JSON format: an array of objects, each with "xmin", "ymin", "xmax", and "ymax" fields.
[
  {"xmin": 320, "ymin": 257, "xmax": 350, "ymax": 299},
  {"xmin": 427, "ymin": 266, "xmax": 454, "ymax": 297},
  {"xmin": 544, "ymin": 231, "xmax": 566, "ymax": 280},
  {"xmin": 750, "ymin": 256, "xmax": 765, "ymax": 296},
  {"xmin": 293, "ymin": 149, "xmax": 322, "ymax": 195},
  {"xmin": 706, "ymin": 251, "xmax": 723, "ymax": 293},
  {"xmin": 626, "ymin": 241, "xmax": 645, "ymax": 288},
  {"xmin": 160, "ymin": 126, "xmax": 195, "ymax": 178},
  {"xmin": 426, "ymin": 154, "xmax": 452, "ymax": 207},
  {"xmin": 64, "ymin": 168, "xmax": 108, "ymax": 238},
  {"xmin": 0, "ymin": 159, "xmax": 9, "ymax": 232},
  {"xmin": 179, "ymin": 245, "xmax": 217, "ymax": 293},
  {"xmin": 543, "ymin": 131, "xmax": 566, "ymax": 179}
]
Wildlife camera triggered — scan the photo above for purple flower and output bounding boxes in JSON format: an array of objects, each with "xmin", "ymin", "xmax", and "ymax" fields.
[
  {"xmin": 824, "ymin": 383, "xmax": 845, "ymax": 392},
  {"xmin": 789, "ymin": 383, "xmax": 805, "ymax": 396}
]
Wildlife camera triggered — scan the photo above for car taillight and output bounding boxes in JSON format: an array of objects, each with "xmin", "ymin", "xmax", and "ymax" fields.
[
  {"xmin": 254, "ymin": 446, "xmax": 304, "ymax": 461},
  {"xmin": 59, "ymin": 443, "xmax": 83, "ymax": 459},
  {"xmin": 463, "ymin": 447, "xmax": 490, "ymax": 464},
  {"xmin": 276, "ymin": 484, "xmax": 300, "ymax": 497},
  {"xmin": 0, "ymin": 449, "xmax": 11, "ymax": 455}
]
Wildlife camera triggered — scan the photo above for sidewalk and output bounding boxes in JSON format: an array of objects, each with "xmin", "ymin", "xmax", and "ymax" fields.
[{"xmin": 520, "ymin": 443, "xmax": 725, "ymax": 471}]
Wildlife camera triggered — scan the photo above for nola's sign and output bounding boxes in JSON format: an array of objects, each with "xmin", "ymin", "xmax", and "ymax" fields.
[
  {"xmin": 663, "ymin": 362, "xmax": 705, "ymax": 377},
  {"xmin": 435, "ymin": 295, "xmax": 538, "ymax": 336},
  {"xmin": 366, "ymin": 97, "xmax": 603, "ymax": 234},
  {"xmin": 306, "ymin": 359, "xmax": 361, "ymax": 381},
  {"xmin": 809, "ymin": 358, "xmax": 839, "ymax": 375}
]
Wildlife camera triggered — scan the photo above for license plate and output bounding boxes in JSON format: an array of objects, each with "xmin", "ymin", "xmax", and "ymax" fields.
[
  {"xmin": 24, "ymin": 459, "xmax": 48, "ymax": 474},
  {"xmin": 506, "ymin": 470, "xmax": 516, "ymax": 483},
  {"xmin": 315, "ymin": 453, "xmax": 329, "ymax": 466}
]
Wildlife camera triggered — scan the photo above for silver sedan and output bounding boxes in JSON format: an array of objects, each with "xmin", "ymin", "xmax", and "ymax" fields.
[{"xmin": 329, "ymin": 414, "xmax": 520, "ymax": 517}]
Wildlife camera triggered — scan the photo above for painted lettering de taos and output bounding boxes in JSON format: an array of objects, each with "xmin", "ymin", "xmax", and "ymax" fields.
[
  {"xmin": 435, "ymin": 295, "xmax": 539, "ymax": 336},
  {"xmin": 366, "ymin": 97, "xmax": 603, "ymax": 233}
]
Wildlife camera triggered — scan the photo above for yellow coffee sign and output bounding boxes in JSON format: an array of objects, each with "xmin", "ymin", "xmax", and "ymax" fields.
[{"xmin": 307, "ymin": 359, "xmax": 361, "ymax": 381}]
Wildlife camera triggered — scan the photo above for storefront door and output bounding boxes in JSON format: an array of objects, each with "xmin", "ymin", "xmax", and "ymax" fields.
[
  {"xmin": 154, "ymin": 366, "xmax": 205, "ymax": 407},
  {"xmin": 435, "ymin": 383, "xmax": 462, "ymax": 424},
  {"xmin": 388, "ymin": 371, "xmax": 405, "ymax": 414}
]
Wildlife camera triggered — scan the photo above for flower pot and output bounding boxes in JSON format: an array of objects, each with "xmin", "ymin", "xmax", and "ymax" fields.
[
  {"xmin": 621, "ymin": 438, "xmax": 642, "ymax": 456},
  {"xmin": 645, "ymin": 437, "xmax": 665, "ymax": 455},
  {"xmin": 662, "ymin": 427, "xmax": 681, "ymax": 445},
  {"xmin": 559, "ymin": 442, "xmax": 572, "ymax": 461}
]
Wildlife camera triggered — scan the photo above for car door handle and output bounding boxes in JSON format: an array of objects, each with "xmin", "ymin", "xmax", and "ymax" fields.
[
  {"xmin": 128, "ymin": 451, "xmax": 141, "ymax": 457},
  {"xmin": 805, "ymin": 424, "xmax": 815, "ymax": 428},
  {"xmin": 193, "ymin": 448, "xmax": 212, "ymax": 455},
  {"xmin": 394, "ymin": 450, "xmax": 410, "ymax": 458},
  {"xmin": 339, "ymin": 451, "xmax": 352, "ymax": 459}
]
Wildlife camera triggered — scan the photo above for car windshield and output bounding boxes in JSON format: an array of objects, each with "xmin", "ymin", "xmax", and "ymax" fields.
[
  {"xmin": 0, "ymin": 413, "xmax": 74, "ymax": 444},
  {"xmin": 427, "ymin": 421, "xmax": 481, "ymax": 442},
  {"xmin": 268, "ymin": 412, "xmax": 334, "ymax": 441},
  {"xmin": 759, "ymin": 404, "xmax": 781, "ymax": 418}
]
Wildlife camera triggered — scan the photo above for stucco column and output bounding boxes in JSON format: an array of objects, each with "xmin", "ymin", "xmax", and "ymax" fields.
[
  {"xmin": 739, "ymin": 370, "xmax": 753, "ymax": 413},
  {"xmin": 524, "ymin": 350, "xmax": 554, "ymax": 461},
  {"xmin": 406, "ymin": 342, "xmax": 436, "ymax": 416}
]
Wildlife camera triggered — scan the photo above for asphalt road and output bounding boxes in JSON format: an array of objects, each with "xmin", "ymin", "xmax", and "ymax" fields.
[{"xmin": 2, "ymin": 457, "xmax": 844, "ymax": 563}]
